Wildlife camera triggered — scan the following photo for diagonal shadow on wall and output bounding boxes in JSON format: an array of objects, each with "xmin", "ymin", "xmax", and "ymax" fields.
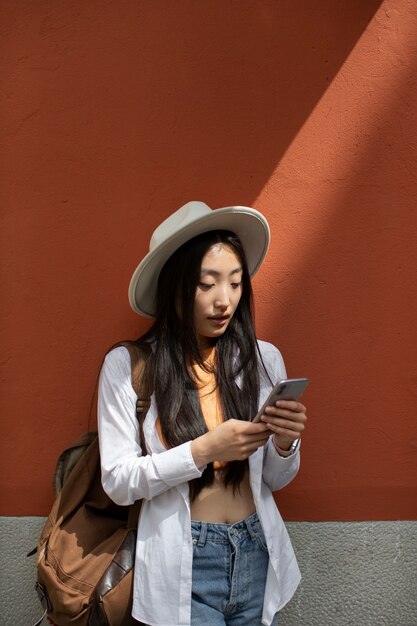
[{"xmin": 257, "ymin": 16, "xmax": 417, "ymax": 521}]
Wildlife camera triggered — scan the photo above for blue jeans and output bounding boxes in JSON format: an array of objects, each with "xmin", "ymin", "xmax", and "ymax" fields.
[{"xmin": 190, "ymin": 512, "xmax": 279, "ymax": 626}]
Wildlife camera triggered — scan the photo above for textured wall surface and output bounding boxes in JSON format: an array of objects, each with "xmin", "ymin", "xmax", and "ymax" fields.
[
  {"xmin": 2, "ymin": 3, "xmax": 416, "ymax": 621},
  {"xmin": 1, "ymin": 2, "xmax": 417, "ymax": 522},
  {"xmin": 2, "ymin": 517, "xmax": 416, "ymax": 626}
]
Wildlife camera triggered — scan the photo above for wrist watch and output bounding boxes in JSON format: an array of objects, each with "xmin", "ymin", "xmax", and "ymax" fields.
[
  {"xmin": 276, "ymin": 438, "xmax": 300, "ymax": 456},
  {"xmin": 289, "ymin": 438, "xmax": 301, "ymax": 454}
]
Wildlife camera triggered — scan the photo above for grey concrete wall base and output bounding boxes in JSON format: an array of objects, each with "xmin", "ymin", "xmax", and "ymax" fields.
[
  {"xmin": 1, "ymin": 517, "xmax": 416, "ymax": 626},
  {"xmin": 282, "ymin": 521, "xmax": 417, "ymax": 626}
]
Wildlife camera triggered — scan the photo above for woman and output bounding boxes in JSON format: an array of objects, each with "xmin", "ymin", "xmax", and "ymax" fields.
[{"xmin": 98, "ymin": 201, "xmax": 307, "ymax": 626}]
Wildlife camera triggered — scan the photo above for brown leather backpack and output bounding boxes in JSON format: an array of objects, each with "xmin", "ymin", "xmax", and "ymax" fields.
[{"xmin": 32, "ymin": 342, "xmax": 152, "ymax": 626}]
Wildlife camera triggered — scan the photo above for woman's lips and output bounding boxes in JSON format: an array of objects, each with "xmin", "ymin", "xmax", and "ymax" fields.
[{"xmin": 208, "ymin": 316, "xmax": 230, "ymax": 326}]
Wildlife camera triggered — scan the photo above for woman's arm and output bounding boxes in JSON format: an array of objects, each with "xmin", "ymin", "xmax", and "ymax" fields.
[
  {"xmin": 191, "ymin": 419, "xmax": 271, "ymax": 466},
  {"xmin": 262, "ymin": 435, "xmax": 300, "ymax": 491},
  {"xmin": 98, "ymin": 347, "xmax": 204, "ymax": 505},
  {"xmin": 257, "ymin": 341, "xmax": 306, "ymax": 490}
]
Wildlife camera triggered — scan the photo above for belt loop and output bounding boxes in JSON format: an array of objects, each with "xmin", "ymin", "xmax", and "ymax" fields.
[
  {"xmin": 197, "ymin": 522, "xmax": 208, "ymax": 547},
  {"xmin": 245, "ymin": 514, "xmax": 259, "ymax": 542}
]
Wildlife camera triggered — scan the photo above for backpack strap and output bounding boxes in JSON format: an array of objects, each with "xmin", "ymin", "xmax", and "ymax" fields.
[
  {"xmin": 116, "ymin": 341, "xmax": 153, "ymax": 528},
  {"xmin": 118, "ymin": 341, "xmax": 153, "ymax": 457}
]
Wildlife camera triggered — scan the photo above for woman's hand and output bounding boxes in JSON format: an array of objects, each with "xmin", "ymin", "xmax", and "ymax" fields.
[
  {"xmin": 260, "ymin": 400, "xmax": 307, "ymax": 451},
  {"xmin": 191, "ymin": 419, "xmax": 270, "ymax": 467}
]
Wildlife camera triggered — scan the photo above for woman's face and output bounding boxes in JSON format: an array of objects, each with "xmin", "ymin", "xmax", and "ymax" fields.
[{"xmin": 194, "ymin": 243, "xmax": 243, "ymax": 348}]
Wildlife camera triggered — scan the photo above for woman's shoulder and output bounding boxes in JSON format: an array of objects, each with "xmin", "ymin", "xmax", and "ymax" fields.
[
  {"xmin": 102, "ymin": 341, "xmax": 154, "ymax": 380},
  {"xmin": 101, "ymin": 345, "xmax": 132, "ymax": 379},
  {"xmin": 256, "ymin": 339, "xmax": 286, "ymax": 380},
  {"xmin": 256, "ymin": 338, "xmax": 283, "ymax": 358}
]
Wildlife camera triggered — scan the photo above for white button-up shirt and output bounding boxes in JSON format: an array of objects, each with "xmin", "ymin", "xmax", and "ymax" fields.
[{"xmin": 98, "ymin": 340, "xmax": 301, "ymax": 626}]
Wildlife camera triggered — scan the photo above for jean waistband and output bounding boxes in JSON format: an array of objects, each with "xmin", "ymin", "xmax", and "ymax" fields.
[{"xmin": 191, "ymin": 512, "xmax": 263, "ymax": 546}]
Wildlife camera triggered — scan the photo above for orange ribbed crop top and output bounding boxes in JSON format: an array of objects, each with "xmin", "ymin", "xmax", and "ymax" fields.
[{"xmin": 155, "ymin": 347, "xmax": 225, "ymax": 469}]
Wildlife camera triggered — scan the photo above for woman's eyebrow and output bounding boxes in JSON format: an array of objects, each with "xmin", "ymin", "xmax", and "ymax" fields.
[{"xmin": 200, "ymin": 267, "xmax": 242, "ymax": 277}]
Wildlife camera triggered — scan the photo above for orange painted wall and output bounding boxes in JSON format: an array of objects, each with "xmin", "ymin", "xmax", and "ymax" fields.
[{"xmin": 1, "ymin": 0, "xmax": 416, "ymax": 520}]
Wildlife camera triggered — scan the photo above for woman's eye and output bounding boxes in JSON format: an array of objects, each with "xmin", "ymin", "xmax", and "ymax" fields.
[
  {"xmin": 231, "ymin": 282, "xmax": 242, "ymax": 289},
  {"xmin": 198, "ymin": 282, "xmax": 213, "ymax": 290}
]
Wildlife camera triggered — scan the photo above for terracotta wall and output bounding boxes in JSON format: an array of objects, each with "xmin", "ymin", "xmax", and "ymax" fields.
[{"xmin": 1, "ymin": 0, "xmax": 416, "ymax": 519}]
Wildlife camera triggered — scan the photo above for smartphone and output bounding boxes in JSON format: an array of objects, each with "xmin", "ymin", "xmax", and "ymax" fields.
[{"xmin": 253, "ymin": 378, "xmax": 309, "ymax": 423}]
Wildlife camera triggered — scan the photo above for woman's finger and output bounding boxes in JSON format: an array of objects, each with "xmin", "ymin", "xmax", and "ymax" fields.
[
  {"xmin": 264, "ymin": 409, "xmax": 307, "ymax": 424},
  {"xmin": 274, "ymin": 400, "xmax": 306, "ymax": 412},
  {"xmin": 262, "ymin": 414, "xmax": 306, "ymax": 431},
  {"xmin": 268, "ymin": 423, "xmax": 305, "ymax": 436}
]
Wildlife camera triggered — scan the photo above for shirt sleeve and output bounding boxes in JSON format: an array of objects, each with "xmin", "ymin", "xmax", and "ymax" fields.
[
  {"xmin": 262, "ymin": 435, "xmax": 300, "ymax": 491},
  {"xmin": 258, "ymin": 341, "xmax": 301, "ymax": 491},
  {"xmin": 98, "ymin": 347, "xmax": 203, "ymax": 506}
]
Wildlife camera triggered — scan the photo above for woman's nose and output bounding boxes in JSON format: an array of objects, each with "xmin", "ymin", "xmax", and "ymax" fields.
[{"xmin": 214, "ymin": 288, "xmax": 229, "ymax": 309}]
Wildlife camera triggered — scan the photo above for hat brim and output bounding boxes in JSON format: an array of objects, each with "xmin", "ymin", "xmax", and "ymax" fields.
[{"xmin": 128, "ymin": 206, "xmax": 270, "ymax": 317}]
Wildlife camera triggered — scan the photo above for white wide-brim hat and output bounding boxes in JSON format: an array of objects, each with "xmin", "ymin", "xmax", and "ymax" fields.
[{"xmin": 128, "ymin": 201, "xmax": 270, "ymax": 317}]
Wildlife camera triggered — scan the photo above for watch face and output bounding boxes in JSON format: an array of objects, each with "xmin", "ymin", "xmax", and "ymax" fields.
[{"xmin": 291, "ymin": 439, "xmax": 300, "ymax": 453}]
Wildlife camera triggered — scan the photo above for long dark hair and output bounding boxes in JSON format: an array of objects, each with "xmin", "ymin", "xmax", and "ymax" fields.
[{"xmin": 138, "ymin": 230, "xmax": 262, "ymax": 499}]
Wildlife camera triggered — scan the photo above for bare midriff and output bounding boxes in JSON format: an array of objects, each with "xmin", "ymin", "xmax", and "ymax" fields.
[{"xmin": 190, "ymin": 467, "xmax": 256, "ymax": 523}]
